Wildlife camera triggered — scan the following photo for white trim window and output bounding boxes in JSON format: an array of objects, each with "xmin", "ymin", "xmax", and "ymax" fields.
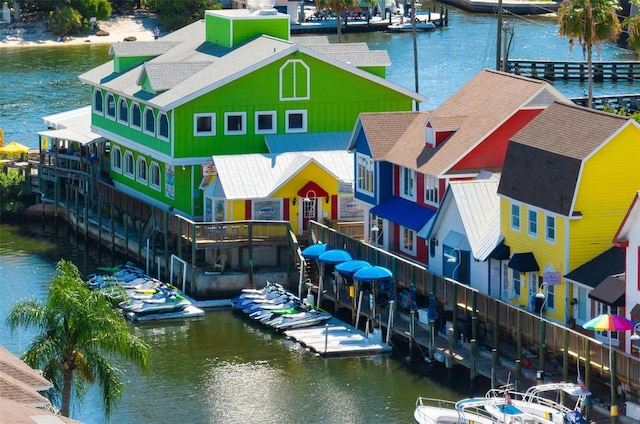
[
  {"xmin": 356, "ymin": 153, "xmax": 374, "ymax": 196},
  {"xmin": 144, "ymin": 107, "xmax": 155, "ymax": 135},
  {"xmin": 123, "ymin": 151, "xmax": 134, "ymax": 178},
  {"xmin": 285, "ymin": 110, "xmax": 307, "ymax": 133},
  {"xmin": 528, "ymin": 208, "xmax": 538, "ymax": 237},
  {"xmin": 547, "ymin": 284, "xmax": 555, "ymax": 311},
  {"xmin": 93, "ymin": 89, "xmax": 104, "ymax": 114},
  {"xmin": 400, "ymin": 225, "xmax": 416, "ymax": 256},
  {"xmin": 158, "ymin": 112, "xmax": 169, "ymax": 141},
  {"xmin": 512, "ymin": 270, "xmax": 521, "ymax": 299},
  {"xmin": 131, "ymin": 103, "xmax": 142, "ymax": 130},
  {"xmin": 105, "ymin": 93, "xmax": 116, "ymax": 120},
  {"xmin": 510, "ymin": 203, "xmax": 520, "ymax": 231},
  {"xmin": 150, "ymin": 162, "xmax": 161, "ymax": 191},
  {"xmin": 545, "ymin": 215, "xmax": 556, "ymax": 243},
  {"xmin": 424, "ymin": 174, "xmax": 439, "ymax": 206},
  {"xmin": 224, "ymin": 112, "xmax": 246, "ymax": 135},
  {"xmin": 136, "ymin": 156, "xmax": 148, "ymax": 184},
  {"xmin": 400, "ymin": 167, "xmax": 415, "ymax": 200},
  {"xmin": 279, "ymin": 59, "xmax": 310, "ymax": 101},
  {"xmin": 194, "ymin": 113, "xmax": 215, "ymax": 136},
  {"xmin": 111, "ymin": 146, "xmax": 122, "ymax": 172},
  {"xmin": 255, "ymin": 111, "xmax": 277, "ymax": 134},
  {"xmin": 118, "ymin": 98, "xmax": 129, "ymax": 124}
]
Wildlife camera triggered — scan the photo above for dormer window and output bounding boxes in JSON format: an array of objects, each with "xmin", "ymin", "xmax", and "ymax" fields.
[{"xmin": 425, "ymin": 120, "xmax": 435, "ymax": 148}]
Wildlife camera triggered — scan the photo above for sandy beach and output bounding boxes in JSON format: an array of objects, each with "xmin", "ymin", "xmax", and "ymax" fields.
[{"xmin": 0, "ymin": 12, "xmax": 161, "ymax": 48}]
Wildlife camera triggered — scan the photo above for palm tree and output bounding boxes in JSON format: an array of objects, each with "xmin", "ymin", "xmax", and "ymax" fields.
[
  {"xmin": 557, "ymin": 0, "xmax": 621, "ymax": 109},
  {"xmin": 315, "ymin": 0, "xmax": 360, "ymax": 42},
  {"xmin": 6, "ymin": 259, "xmax": 149, "ymax": 418},
  {"xmin": 622, "ymin": 0, "xmax": 640, "ymax": 53}
]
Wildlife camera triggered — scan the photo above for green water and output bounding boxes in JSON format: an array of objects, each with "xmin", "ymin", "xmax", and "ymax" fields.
[{"xmin": 0, "ymin": 222, "xmax": 484, "ymax": 423}]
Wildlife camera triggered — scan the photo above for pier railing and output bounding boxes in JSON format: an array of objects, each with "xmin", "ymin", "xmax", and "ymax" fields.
[
  {"xmin": 505, "ymin": 59, "xmax": 640, "ymax": 82},
  {"xmin": 308, "ymin": 220, "xmax": 640, "ymax": 393}
]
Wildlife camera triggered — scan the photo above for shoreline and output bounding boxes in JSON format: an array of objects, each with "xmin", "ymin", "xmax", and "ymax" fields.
[{"xmin": 0, "ymin": 12, "xmax": 161, "ymax": 48}]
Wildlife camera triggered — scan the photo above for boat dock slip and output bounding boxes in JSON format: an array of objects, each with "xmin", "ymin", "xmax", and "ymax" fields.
[
  {"xmin": 506, "ymin": 59, "xmax": 640, "ymax": 82},
  {"xmin": 284, "ymin": 318, "xmax": 393, "ymax": 357}
]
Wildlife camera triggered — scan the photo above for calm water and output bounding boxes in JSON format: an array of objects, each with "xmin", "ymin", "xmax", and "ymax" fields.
[
  {"xmin": 0, "ymin": 222, "xmax": 484, "ymax": 423},
  {"xmin": 0, "ymin": 8, "xmax": 636, "ymax": 422},
  {"xmin": 1, "ymin": 7, "xmax": 638, "ymax": 146}
]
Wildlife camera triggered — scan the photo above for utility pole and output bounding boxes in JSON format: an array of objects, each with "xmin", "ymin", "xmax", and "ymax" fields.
[
  {"xmin": 502, "ymin": 22, "xmax": 512, "ymax": 72},
  {"xmin": 495, "ymin": 0, "xmax": 503, "ymax": 70}
]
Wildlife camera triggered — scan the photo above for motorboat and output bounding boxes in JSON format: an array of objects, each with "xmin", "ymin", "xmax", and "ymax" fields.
[
  {"xmin": 119, "ymin": 292, "xmax": 191, "ymax": 316},
  {"xmin": 484, "ymin": 382, "xmax": 590, "ymax": 424},
  {"xmin": 414, "ymin": 396, "xmax": 557, "ymax": 424},
  {"xmin": 387, "ymin": 20, "xmax": 436, "ymax": 32}
]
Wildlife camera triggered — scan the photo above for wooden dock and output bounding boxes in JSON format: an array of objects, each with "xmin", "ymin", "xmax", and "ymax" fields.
[{"xmin": 506, "ymin": 59, "xmax": 640, "ymax": 82}]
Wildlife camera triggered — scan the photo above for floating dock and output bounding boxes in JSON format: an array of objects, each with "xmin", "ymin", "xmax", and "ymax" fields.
[
  {"xmin": 127, "ymin": 304, "xmax": 205, "ymax": 323},
  {"xmin": 283, "ymin": 318, "xmax": 393, "ymax": 357}
]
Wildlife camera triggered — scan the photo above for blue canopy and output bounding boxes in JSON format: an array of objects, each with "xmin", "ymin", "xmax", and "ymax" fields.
[
  {"xmin": 335, "ymin": 260, "xmax": 371, "ymax": 276},
  {"xmin": 353, "ymin": 265, "xmax": 393, "ymax": 282},
  {"xmin": 301, "ymin": 243, "xmax": 332, "ymax": 259},
  {"xmin": 318, "ymin": 249, "xmax": 353, "ymax": 265}
]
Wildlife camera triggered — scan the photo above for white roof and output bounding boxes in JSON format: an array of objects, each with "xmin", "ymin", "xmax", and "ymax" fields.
[
  {"xmin": 39, "ymin": 106, "xmax": 105, "ymax": 145},
  {"xmin": 205, "ymin": 150, "xmax": 353, "ymax": 199},
  {"xmin": 449, "ymin": 177, "xmax": 502, "ymax": 261}
]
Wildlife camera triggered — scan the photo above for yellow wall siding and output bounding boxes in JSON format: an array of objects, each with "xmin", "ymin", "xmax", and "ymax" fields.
[
  {"xmin": 569, "ymin": 125, "xmax": 640, "ymax": 271},
  {"xmin": 500, "ymin": 198, "xmax": 568, "ymax": 322}
]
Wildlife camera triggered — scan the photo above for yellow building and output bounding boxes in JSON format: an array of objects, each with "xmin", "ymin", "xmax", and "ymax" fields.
[
  {"xmin": 202, "ymin": 149, "xmax": 362, "ymax": 235},
  {"xmin": 497, "ymin": 102, "xmax": 640, "ymax": 324}
]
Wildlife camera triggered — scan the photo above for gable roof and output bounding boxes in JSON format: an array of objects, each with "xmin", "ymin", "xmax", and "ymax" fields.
[
  {"xmin": 498, "ymin": 101, "xmax": 631, "ymax": 215},
  {"xmin": 423, "ymin": 176, "xmax": 502, "ymax": 261},
  {"xmin": 564, "ymin": 246, "xmax": 625, "ymax": 288},
  {"xmin": 351, "ymin": 69, "xmax": 569, "ymax": 176},
  {"xmin": 79, "ymin": 21, "xmax": 424, "ymax": 111},
  {"xmin": 0, "ymin": 345, "xmax": 52, "ymax": 392},
  {"xmin": 206, "ymin": 150, "xmax": 353, "ymax": 199},
  {"xmin": 350, "ymin": 69, "xmax": 568, "ymax": 175},
  {"xmin": 613, "ymin": 191, "xmax": 640, "ymax": 247}
]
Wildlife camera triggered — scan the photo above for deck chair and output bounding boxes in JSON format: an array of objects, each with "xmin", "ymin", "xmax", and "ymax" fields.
[{"xmin": 213, "ymin": 254, "xmax": 227, "ymax": 273}]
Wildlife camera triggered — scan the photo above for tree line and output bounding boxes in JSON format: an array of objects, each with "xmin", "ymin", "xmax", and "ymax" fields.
[{"xmin": 7, "ymin": 0, "xmax": 220, "ymax": 34}]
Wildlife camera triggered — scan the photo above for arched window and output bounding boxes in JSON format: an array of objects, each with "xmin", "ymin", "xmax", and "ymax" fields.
[
  {"xmin": 136, "ymin": 156, "xmax": 148, "ymax": 184},
  {"xmin": 124, "ymin": 152, "xmax": 134, "ymax": 177},
  {"xmin": 106, "ymin": 93, "xmax": 116, "ymax": 119},
  {"xmin": 118, "ymin": 98, "xmax": 129, "ymax": 124},
  {"xmin": 158, "ymin": 112, "xmax": 169, "ymax": 140},
  {"xmin": 279, "ymin": 59, "xmax": 310, "ymax": 101},
  {"xmin": 150, "ymin": 162, "xmax": 161, "ymax": 190},
  {"xmin": 93, "ymin": 90, "xmax": 103, "ymax": 114},
  {"xmin": 111, "ymin": 146, "xmax": 122, "ymax": 172},
  {"xmin": 144, "ymin": 107, "xmax": 155, "ymax": 135},
  {"xmin": 131, "ymin": 103, "xmax": 141, "ymax": 129}
]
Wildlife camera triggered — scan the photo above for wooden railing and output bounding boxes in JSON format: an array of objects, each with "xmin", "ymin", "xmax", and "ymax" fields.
[{"xmin": 307, "ymin": 220, "xmax": 640, "ymax": 392}]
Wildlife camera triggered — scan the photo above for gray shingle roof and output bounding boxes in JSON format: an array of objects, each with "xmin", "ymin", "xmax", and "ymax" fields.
[
  {"xmin": 79, "ymin": 19, "xmax": 417, "ymax": 110},
  {"xmin": 498, "ymin": 101, "xmax": 631, "ymax": 215}
]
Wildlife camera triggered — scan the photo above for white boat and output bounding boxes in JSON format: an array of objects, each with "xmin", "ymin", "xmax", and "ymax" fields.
[
  {"xmin": 484, "ymin": 382, "xmax": 590, "ymax": 424},
  {"xmin": 414, "ymin": 396, "xmax": 557, "ymax": 424},
  {"xmin": 387, "ymin": 20, "xmax": 436, "ymax": 32}
]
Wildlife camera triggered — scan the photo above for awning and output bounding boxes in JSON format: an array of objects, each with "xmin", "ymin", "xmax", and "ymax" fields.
[
  {"xmin": 508, "ymin": 252, "xmax": 539, "ymax": 273},
  {"xmin": 588, "ymin": 275, "xmax": 625, "ymax": 307},
  {"xmin": 442, "ymin": 230, "xmax": 470, "ymax": 250},
  {"xmin": 489, "ymin": 243, "xmax": 510, "ymax": 260},
  {"xmin": 370, "ymin": 197, "xmax": 436, "ymax": 232}
]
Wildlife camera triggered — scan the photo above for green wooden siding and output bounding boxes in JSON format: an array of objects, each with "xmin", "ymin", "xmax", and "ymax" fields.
[
  {"xmin": 92, "ymin": 90, "xmax": 172, "ymax": 156},
  {"xmin": 205, "ymin": 15, "xmax": 232, "ymax": 47},
  {"xmin": 232, "ymin": 18, "xmax": 290, "ymax": 45},
  {"xmin": 114, "ymin": 55, "xmax": 155, "ymax": 73},
  {"xmin": 171, "ymin": 53, "xmax": 412, "ymax": 157}
]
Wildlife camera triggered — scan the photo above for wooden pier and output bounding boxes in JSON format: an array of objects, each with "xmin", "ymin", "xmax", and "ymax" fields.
[{"xmin": 506, "ymin": 59, "xmax": 640, "ymax": 82}]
